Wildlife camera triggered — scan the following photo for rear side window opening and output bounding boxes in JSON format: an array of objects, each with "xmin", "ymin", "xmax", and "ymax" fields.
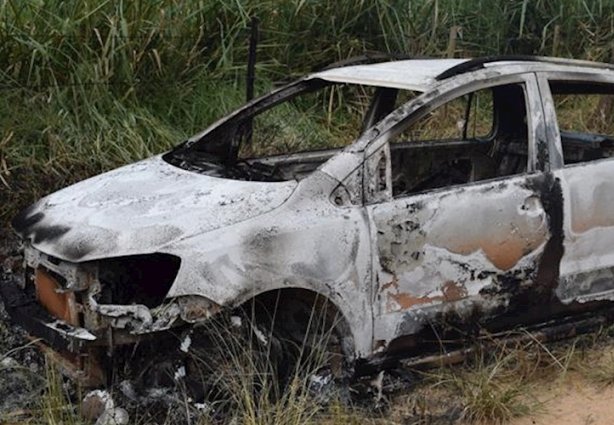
[{"xmin": 549, "ymin": 81, "xmax": 614, "ymax": 166}]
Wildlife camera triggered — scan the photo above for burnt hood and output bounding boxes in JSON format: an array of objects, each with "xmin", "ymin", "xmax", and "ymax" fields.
[{"xmin": 13, "ymin": 155, "xmax": 297, "ymax": 262}]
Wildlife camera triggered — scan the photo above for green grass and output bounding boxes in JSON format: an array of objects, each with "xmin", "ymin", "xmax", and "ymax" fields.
[
  {"xmin": 1, "ymin": 2, "xmax": 614, "ymax": 423},
  {"xmin": 1, "ymin": 0, "xmax": 613, "ymax": 227}
]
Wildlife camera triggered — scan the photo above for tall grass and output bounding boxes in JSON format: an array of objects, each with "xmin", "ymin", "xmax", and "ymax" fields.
[
  {"xmin": 1, "ymin": 0, "xmax": 613, "ymax": 226},
  {"xmin": 40, "ymin": 359, "xmax": 84, "ymax": 425}
]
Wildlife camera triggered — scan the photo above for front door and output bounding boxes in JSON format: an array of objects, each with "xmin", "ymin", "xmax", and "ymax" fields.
[{"xmin": 366, "ymin": 75, "xmax": 558, "ymax": 351}]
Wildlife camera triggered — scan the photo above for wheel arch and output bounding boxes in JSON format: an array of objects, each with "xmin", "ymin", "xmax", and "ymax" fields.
[{"xmin": 234, "ymin": 287, "xmax": 362, "ymax": 360}]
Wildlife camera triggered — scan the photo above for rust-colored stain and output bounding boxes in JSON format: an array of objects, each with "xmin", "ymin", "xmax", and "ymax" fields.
[
  {"xmin": 389, "ymin": 292, "xmax": 439, "ymax": 309},
  {"xmin": 444, "ymin": 236, "xmax": 545, "ymax": 271},
  {"xmin": 385, "ymin": 279, "xmax": 468, "ymax": 311},
  {"xmin": 35, "ymin": 268, "xmax": 78, "ymax": 325},
  {"xmin": 410, "ymin": 190, "xmax": 551, "ymax": 271},
  {"xmin": 441, "ymin": 280, "xmax": 468, "ymax": 301},
  {"xmin": 380, "ymin": 277, "xmax": 400, "ymax": 291}
]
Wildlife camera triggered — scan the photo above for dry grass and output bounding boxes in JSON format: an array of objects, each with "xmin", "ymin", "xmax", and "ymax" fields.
[
  {"xmin": 577, "ymin": 329, "xmax": 614, "ymax": 388},
  {"xmin": 183, "ymin": 300, "xmax": 358, "ymax": 425},
  {"xmin": 387, "ymin": 331, "xmax": 597, "ymax": 424},
  {"xmin": 4, "ymin": 321, "xmax": 614, "ymax": 424},
  {"xmin": 428, "ymin": 350, "xmax": 538, "ymax": 423},
  {"xmin": 39, "ymin": 360, "xmax": 85, "ymax": 425},
  {"xmin": 585, "ymin": 351, "xmax": 614, "ymax": 387},
  {"xmin": 0, "ymin": 357, "xmax": 85, "ymax": 425}
]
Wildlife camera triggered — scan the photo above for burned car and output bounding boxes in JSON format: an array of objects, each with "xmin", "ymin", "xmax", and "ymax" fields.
[{"xmin": 4, "ymin": 56, "xmax": 614, "ymax": 384}]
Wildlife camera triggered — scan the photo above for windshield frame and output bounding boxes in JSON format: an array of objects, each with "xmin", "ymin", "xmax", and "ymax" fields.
[{"xmin": 169, "ymin": 77, "xmax": 331, "ymax": 167}]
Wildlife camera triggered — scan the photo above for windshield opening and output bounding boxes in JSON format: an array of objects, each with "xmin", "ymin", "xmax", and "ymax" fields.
[{"xmin": 163, "ymin": 79, "xmax": 404, "ymax": 182}]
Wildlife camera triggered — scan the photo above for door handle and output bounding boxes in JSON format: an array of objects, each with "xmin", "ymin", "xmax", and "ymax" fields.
[{"xmin": 519, "ymin": 195, "xmax": 543, "ymax": 216}]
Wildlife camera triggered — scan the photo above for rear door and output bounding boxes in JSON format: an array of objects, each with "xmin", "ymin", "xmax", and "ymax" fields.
[{"xmin": 537, "ymin": 74, "xmax": 614, "ymax": 303}]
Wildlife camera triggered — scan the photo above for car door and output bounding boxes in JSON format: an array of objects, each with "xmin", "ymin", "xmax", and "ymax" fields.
[
  {"xmin": 364, "ymin": 73, "xmax": 560, "ymax": 353},
  {"xmin": 537, "ymin": 74, "xmax": 614, "ymax": 304}
]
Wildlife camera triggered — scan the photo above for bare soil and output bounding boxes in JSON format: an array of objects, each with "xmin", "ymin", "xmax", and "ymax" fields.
[{"xmin": 511, "ymin": 374, "xmax": 614, "ymax": 425}]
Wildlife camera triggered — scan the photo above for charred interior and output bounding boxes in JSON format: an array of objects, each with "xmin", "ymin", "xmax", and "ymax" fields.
[{"xmin": 390, "ymin": 84, "xmax": 529, "ymax": 196}]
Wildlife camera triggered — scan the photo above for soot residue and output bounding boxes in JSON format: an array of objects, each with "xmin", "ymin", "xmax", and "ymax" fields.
[
  {"xmin": 11, "ymin": 207, "xmax": 44, "ymax": 236},
  {"xmin": 32, "ymin": 225, "xmax": 71, "ymax": 244},
  {"xmin": 527, "ymin": 172, "xmax": 565, "ymax": 300}
]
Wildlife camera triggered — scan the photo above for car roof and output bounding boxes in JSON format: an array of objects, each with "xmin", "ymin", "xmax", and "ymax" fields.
[
  {"xmin": 311, "ymin": 59, "xmax": 468, "ymax": 91},
  {"xmin": 310, "ymin": 56, "xmax": 614, "ymax": 92}
]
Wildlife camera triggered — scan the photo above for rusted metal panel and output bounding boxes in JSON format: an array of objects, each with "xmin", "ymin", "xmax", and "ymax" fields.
[
  {"xmin": 0, "ymin": 271, "xmax": 97, "ymax": 353},
  {"xmin": 35, "ymin": 268, "xmax": 79, "ymax": 325}
]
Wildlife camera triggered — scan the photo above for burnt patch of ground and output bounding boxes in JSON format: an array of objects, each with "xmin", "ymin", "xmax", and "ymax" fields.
[{"xmin": 0, "ymin": 230, "xmax": 48, "ymax": 417}]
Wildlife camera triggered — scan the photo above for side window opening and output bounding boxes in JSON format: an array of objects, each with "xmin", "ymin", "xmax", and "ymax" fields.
[
  {"xmin": 394, "ymin": 88, "xmax": 494, "ymax": 142},
  {"xmin": 548, "ymin": 81, "xmax": 614, "ymax": 166},
  {"xmin": 389, "ymin": 83, "xmax": 529, "ymax": 198}
]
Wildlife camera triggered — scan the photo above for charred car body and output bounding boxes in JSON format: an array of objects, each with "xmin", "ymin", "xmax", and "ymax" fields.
[{"xmin": 4, "ymin": 56, "xmax": 614, "ymax": 383}]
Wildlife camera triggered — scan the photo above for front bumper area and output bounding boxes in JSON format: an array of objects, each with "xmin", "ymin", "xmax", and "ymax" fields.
[
  {"xmin": 0, "ymin": 271, "xmax": 105, "ymax": 386},
  {"xmin": 0, "ymin": 271, "xmax": 96, "ymax": 353},
  {"xmin": 1, "ymin": 244, "xmax": 222, "ymax": 387}
]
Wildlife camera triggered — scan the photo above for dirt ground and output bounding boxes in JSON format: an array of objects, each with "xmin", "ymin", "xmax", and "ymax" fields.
[
  {"xmin": 384, "ymin": 368, "xmax": 614, "ymax": 425},
  {"xmin": 510, "ymin": 375, "xmax": 614, "ymax": 425}
]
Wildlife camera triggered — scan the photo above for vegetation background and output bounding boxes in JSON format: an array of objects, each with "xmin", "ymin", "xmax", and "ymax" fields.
[
  {"xmin": 0, "ymin": 0, "xmax": 613, "ymax": 226},
  {"xmin": 1, "ymin": 2, "xmax": 614, "ymax": 424}
]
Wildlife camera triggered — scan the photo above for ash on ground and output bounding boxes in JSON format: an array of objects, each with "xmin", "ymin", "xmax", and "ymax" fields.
[{"xmin": 0, "ymin": 232, "xmax": 47, "ymax": 415}]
